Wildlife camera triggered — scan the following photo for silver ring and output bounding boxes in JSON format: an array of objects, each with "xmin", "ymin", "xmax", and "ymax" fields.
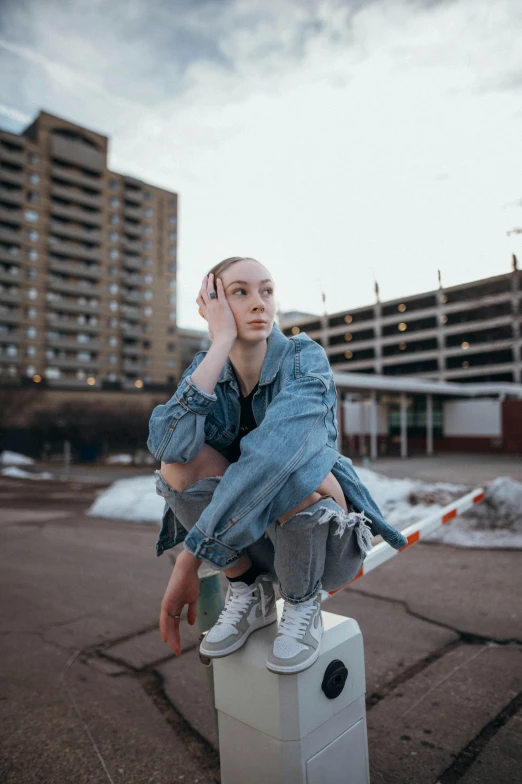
[
  {"xmin": 168, "ymin": 613, "xmax": 181, "ymax": 619},
  {"xmin": 209, "ymin": 291, "xmax": 217, "ymax": 299}
]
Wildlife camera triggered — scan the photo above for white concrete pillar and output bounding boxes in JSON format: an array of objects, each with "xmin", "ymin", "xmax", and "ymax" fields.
[
  {"xmin": 426, "ymin": 394, "xmax": 433, "ymax": 456},
  {"xmin": 400, "ymin": 393, "xmax": 408, "ymax": 459},
  {"xmin": 370, "ymin": 391, "xmax": 378, "ymax": 460}
]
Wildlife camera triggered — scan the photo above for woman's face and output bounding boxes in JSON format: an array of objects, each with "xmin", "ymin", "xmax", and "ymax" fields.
[{"xmin": 219, "ymin": 259, "xmax": 276, "ymax": 342}]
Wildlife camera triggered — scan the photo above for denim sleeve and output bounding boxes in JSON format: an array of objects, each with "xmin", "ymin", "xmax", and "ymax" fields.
[
  {"xmin": 146, "ymin": 352, "xmax": 217, "ymax": 464},
  {"xmin": 183, "ymin": 375, "xmax": 331, "ymax": 567}
]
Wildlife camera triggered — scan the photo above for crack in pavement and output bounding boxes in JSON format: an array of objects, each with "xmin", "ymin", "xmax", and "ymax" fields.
[
  {"xmin": 435, "ymin": 689, "xmax": 522, "ymax": 784},
  {"xmin": 349, "ymin": 586, "xmax": 522, "ymax": 645}
]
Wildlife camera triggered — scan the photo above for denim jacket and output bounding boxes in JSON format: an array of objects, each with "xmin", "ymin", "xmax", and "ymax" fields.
[{"xmin": 147, "ymin": 324, "xmax": 408, "ymax": 568}]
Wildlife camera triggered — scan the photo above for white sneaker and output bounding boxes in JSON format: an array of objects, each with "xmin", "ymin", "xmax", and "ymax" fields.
[
  {"xmin": 199, "ymin": 573, "xmax": 277, "ymax": 658},
  {"xmin": 266, "ymin": 594, "xmax": 323, "ymax": 674}
]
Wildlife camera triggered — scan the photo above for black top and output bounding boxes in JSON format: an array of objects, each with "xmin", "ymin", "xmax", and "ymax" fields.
[{"xmin": 224, "ymin": 381, "xmax": 259, "ymax": 464}]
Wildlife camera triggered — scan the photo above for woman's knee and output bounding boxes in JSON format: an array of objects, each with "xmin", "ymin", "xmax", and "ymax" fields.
[
  {"xmin": 161, "ymin": 444, "xmax": 230, "ymax": 492},
  {"xmin": 278, "ymin": 471, "xmax": 348, "ymax": 524}
]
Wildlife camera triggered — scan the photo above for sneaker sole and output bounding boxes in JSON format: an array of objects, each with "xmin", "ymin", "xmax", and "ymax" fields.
[
  {"xmin": 265, "ymin": 646, "xmax": 321, "ymax": 674},
  {"xmin": 199, "ymin": 610, "xmax": 278, "ymax": 658}
]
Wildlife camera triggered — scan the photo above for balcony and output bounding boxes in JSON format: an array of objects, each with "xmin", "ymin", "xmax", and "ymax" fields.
[
  {"xmin": 122, "ymin": 359, "xmax": 142, "ymax": 372},
  {"xmin": 0, "ymin": 187, "xmax": 23, "ymax": 206},
  {"xmin": 48, "ymin": 258, "xmax": 101, "ymax": 280},
  {"xmin": 0, "ymin": 289, "xmax": 20, "ymax": 305},
  {"xmin": 122, "ymin": 344, "xmax": 143, "ymax": 356},
  {"xmin": 48, "ymin": 239, "xmax": 101, "ymax": 262},
  {"xmin": 45, "ymin": 314, "xmax": 101, "ymax": 333},
  {"xmin": 0, "ymin": 352, "xmax": 20, "ymax": 364},
  {"xmin": 123, "ymin": 223, "xmax": 142, "ymax": 237},
  {"xmin": 120, "ymin": 304, "xmax": 141, "ymax": 319},
  {"xmin": 122, "ymin": 256, "xmax": 141, "ymax": 271},
  {"xmin": 0, "ymin": 331, "xmax": 19, "ymax": 343},
  {"xmin": 0, "ymin": 226, "xmax": 22, "ymax": 244},
  {"xmin": 0, "ymin": 207, "xmax": 23, "ymax": 225},
  {"xmin": 122, "ymin": 237, "xmax": 141, "ymax": 253},
  {"xmin": 50, "ymin": 220, "xmax": 101, "ymax": 243},
  {"xmin": 122, "ymin": 290, "xmax": 142, "ymax": 304},
  {"xmin": 0, "ymin": 248, "xmax": 21, "ymax": 264},
  {"xmin": 49, "ymin": 357, "xmax": 100, "ymax": 370},
  {"xmin": 50, "ymin": 184, "xmax": 102, "ymax": 209},
  {"xmin": 51, "ymin": 135, "xmax": 104, "ymax": 172},
  {"xmin": 0, "ymin": 168, "xmax": 23, "ymax": 186},
  {"xmin": 51, "ymin": 165, "xmax": 103, "ymax": 192},
  {"xmin": 47, "ymin": 299, "xmax": 99, "ymax": 315},
  {"xmin": 122, "ymin": 272, "xmax": 142, "ymax": 286},
  {"xmin": 0, "ymin": 268, "xmax": 20, "ymax": 284},
  {"xmin": 51, "ymin": 202, "xmax": 102, "ymax": 226},
  {"xmin": 124, "ymin": 189, "xmax": 143, "ymax": 204},
  {"xmin": 47, "ymin": 337, "xmax": 101, "ymax": 351},
  {"xmin": 123, "ymin": 205, "xmax": 142, "ymax": 220},
  {"xmin": 48, "ymin": 279, "xmax": 101, "ymax": 297},
  {"xmin": 121, "ymin": 325, "xmax": 143, "ymax": 339},
  {"xmin": 0, "ymin": 148, "xmax": 24, "ymax": 166},
  {"xmin": 0, "ymin": 308, "xmax": 21, "ymax": 324}
]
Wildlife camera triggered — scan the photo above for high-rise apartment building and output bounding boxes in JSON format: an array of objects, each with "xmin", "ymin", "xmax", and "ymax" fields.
[
  {"xmin": 281, "ymin": 262, "xmax": 521, "ymax": 384},
  {"xmin": 0, "ymin": 110, "xmax": 179, "ymax": 390}
]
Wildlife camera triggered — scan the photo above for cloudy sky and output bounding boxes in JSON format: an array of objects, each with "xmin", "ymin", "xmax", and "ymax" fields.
[{"xmin": 1, "ymin": 0, "xmax": 521, "ymax": 329}]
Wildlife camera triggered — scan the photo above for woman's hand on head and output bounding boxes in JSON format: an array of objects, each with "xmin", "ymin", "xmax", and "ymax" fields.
[{"xmin": 197, "ymin": 273, "xmax": 237, "ymax": 344}]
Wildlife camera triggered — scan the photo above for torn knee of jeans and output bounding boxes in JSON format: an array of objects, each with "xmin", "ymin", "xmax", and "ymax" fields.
[
  {"xmin": 287, "ymin": 498, "xmax": 374, "ymax": 555},
  {"xmin": 177, "ymin": 475, "xmax": 223, "ymax": 495}
]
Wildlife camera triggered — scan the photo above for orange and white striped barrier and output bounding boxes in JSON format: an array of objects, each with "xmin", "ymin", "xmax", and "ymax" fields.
[{"xmin": 328, "ymin": 487, "xmax": 485, "ymax": 596}]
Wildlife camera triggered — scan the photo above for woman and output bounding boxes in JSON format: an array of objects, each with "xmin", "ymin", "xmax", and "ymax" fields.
[{"xmin": 147, "ymin": 256, "xmax": 407, "ymax": 674}]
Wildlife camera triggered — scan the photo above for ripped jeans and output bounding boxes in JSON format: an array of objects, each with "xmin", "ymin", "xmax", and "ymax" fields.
[{"xmin": 154, "ymin": 471, "xmax": 373, "ymax": 604}]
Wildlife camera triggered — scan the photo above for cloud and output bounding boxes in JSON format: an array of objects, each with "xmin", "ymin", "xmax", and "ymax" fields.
[{"xmin": 1, "ymin": 0, "xmax": 522, "ymax": 327}]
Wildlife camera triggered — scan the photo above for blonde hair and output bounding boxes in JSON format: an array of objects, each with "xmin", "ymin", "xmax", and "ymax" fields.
[{"xmin": 207, "ymin": 256, "xmax": 261, "ymax": 281}]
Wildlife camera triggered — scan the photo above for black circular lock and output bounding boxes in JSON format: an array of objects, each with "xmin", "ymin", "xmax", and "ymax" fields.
[{"xmin": 321, "ymin": 659, "xmax": 348, "ymax": 699}]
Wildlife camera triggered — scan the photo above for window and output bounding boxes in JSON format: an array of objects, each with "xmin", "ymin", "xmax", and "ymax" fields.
[
  {"xmin": 108, "ymin": 336, "xmax": 118, "ymax": 347},
  {"xmin": 169, "ymin": 279, "xmax": 176, "ymax": 289},
  {"xmin": 110, "ymin": 179, "xmax": 119, "ymax": 190},
  {"xmin": 168, "ymin": 247, "xmax": 176, "ymax": 257},
  {"xmin": 29, "ymin": 153, "xmax": 40, "ymax": 165},
  {"xmin": 144, "ymin": 290, "xmax": 153, "ymax": 301},
  {"xmin": 108, "ymin": 283, "xmax": 119, "ymax": 295},
  {"xmin": 108, "ymin": 265, "xmax": 118, "ymax": 276},
  {"xmin": 110, "ymin": 214, "xmax": 119, "ymax": 225},
  {"xmin": 144, "ymin": 192, "xmax": 152, "ymax": 201},
  {"xmin": 168, "ymin": 231, "xmax": 176, "ymax": 240},
  {"xmin": 143, "ymin": 273, "xmax": 153, "ymax": 284},
  {"xmin": 77, "ymin": 351, "xmax": 92, "ymax": 362},
  {"xmin": 27, "ymin": 268, "xmax": 37, "ymax": 279},
  {"xmin": 169, "ymin": 311, "xmax": 176, "ymax": 321},
  {"xmin": 6, "ymin": 345, "xmax": 17, "ymax": 357},
  {"xmin": 26, "ymin": 346, "xmax": 36, "ymax": 357},
  {"xmin": 168, "ymin": 293, "xmax": 176, "ymax": 304},
  {"xmin": 76, "ymin": 370, "xmax": 86, "ymax": 380},
  {"xmin": 168, "ymin": 263, "xmax": 176, "ymax": 273},
  {"xmin": 143, "ymin": 257, "xmax": 152, "ymax": 267},
  {"xmin": 46, "ymin": 349, "xmax": 55, "ymax": 360},
  {"xmin": 28, "ymin": 172, "xmax": 40, "ymax": 184},
  {"xmin": 168, "ymin": 215, "xmax": 177, "ymax": 225},
  {"xmin": 27, "ymin": 288, "xmax": 38, "ymax": 300},
  {"xmin": 108, "ymin": 317, "xmax": 118, "ymax": 328},
  {"xmin": 28, "ymin": 249, "xmax": 38, "ymax": 261},
  {"xmin": 108, "ymin": 354, "xmax": 117, "ymax": 365},
  {"xmin": 168, "ymin": 326, "xmax": 176, "ymax": 335},
  {"xmin": 107, "ymin": 372, "xmax": 117, "ymax": 381},
  {"xmin": 78, "ymin": 334, "xmax": 90, "ymax": 343},
  {"xmin": 144, "ymin": 225, "xmax": 152, "ymax": 235},
  {"xmin": 168, "ymin": 343, "xmax": 176, "ymax": 352},
  {"xmin": 28, "ymin": 192, "xmax": 39, "ymax": 203},
  {"xmin": 143, "ymin": 356, "xmax": 151, "ymax": 367},
  {"xmin": 144, "ymin": 207, "xmax": 153, "ymax": 218},
  {"xmin": 109, "ymin": 300, "xmax": 118, "ymax": 312},
  {"xmin": 25, "ymin": 209, "xmax": 39, "ymax": 223},
  {"xmin": 168, "ymin": 199, "xmax": 176, "ymax": 208},
  {"xmin": 143, "ymin": 240, "xmax": 152, "ymax": 249},
  {"xmin": 168, "ymin": 358, "xmax": 177, "ymax": 368},
  {"xmin": 46, "ymin": 368, "xmax": 61, "ymax": 379},
  {"xmin": 109, "ymin": 249, "xmax": 119, "ymax": 259},
  {"xmin": 109, "ymin": 231, "xmax": 119, "ymax": 242},
  {"xmin": 8, "ymin": 246, "xmax": 19, "ymax": 256},
  {"xmin": 26, "ymin": 365, "xmax": 35, "ymax": 376},
  {"xmin": 26, "ymin": 327, "xmax": 37, "ymax": 339},
  {"xmin": 110, "ymin": 198, "xmax": 120, "ymax": 208},
  {"xmin": 144, "ymin": 306, "xmax": 153, "ymax": 317},
  {"xmin": 27, "ymin": 230, "xmax": 38, "ymax": 242}
]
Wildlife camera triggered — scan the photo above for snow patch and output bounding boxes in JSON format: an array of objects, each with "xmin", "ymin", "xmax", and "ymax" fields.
[
  {"xmin": 0, "ymin": 450, "xmax": 34, "ymax": 466},
  {"xmin": 2, "ymin": 466, "xmax": 54, "ymax": 480}
]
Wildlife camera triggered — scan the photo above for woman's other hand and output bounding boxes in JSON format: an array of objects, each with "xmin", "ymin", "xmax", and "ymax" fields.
[
  {"xmin": 160, "ymin": 550, "xmax": 201, "ymax": 656},
  {"xmin": 197, "ymin": 273, "xmax": 237, "ymax": 344}
]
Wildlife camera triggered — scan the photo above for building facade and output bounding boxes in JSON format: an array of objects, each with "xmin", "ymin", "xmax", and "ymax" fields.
[
  {"xmin": 281, "ymin": 261, "xmax": 521, "ymax": 385},
  {"xmin": 0, "ymin": 110, "xmax": 179, "ymax": 390}
]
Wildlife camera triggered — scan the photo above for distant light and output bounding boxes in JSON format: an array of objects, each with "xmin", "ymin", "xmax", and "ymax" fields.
[
  {"xmin": 462, "ymin": 360, "xmax": 470, "ymax": 368},
  {"xmin": 291, "ymin": 326, "xmax": 300, "ymax": 335},
  {"xmin": 398, "ymin": 304, "xmax": 406, "ymax": 313},
  {"xmin": 441, "ymin": 315, "xmax": 448, "ymax": 324},
  {"xmin": 399, "ymin": 342, "xmax": 407, "ymax": 350},
  {"xmin": 398, "ymin": 322, "xmax": 407, "ymax": 332},
  {"xmin": 344, "ymin": 333, "xmax": 352, "ymax": 341},
  {"xmin": 344, "ymin": 351, "xmax": 353, "ymax": 359},
  {"xmin": 135, "ymin": 379, "xmax": 144, "ymax": 388},
  {"xmin": 440, "ymin": 294, "xmax": 448, "ymax": 304},
  {"xmin": 461, "ymin": 341, "xmax": 470, "ymax": 349},
  {"xmin": 344, "ymin": 315, "xmax": 353, "ymax": 324},
  {"xmin": 32, "ymin": 374, "xmax": 41, "ymax": 383},
  {"xmin": 87, "ymin": 376, "xmax": 96, "ymax": 385}
]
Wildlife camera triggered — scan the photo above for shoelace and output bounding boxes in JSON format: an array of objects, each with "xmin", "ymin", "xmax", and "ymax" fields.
[
  {"xmin": 216, "ymin": 582, "xmax": 266, "ymax": 627},
  {"xmin": 278, "ymin": 601, "xmax": 316, "ymax": 640}
]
